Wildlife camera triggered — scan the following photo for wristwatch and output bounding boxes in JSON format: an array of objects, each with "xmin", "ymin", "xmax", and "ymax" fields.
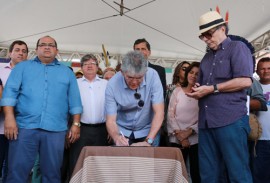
[
  {"xmin": 213, "ymin": 84, "xmax": 219, "ymax": 93},
  {"xmin": 145, "ymin": 138, "xmax": 153, "ymax": 145},
  {"xmin": 72, "ymin": 122, "xmax": 81, "ymax": 127}
]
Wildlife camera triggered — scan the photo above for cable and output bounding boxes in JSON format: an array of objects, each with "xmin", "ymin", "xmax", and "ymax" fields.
[
  {"xmin": 124, "ymin": 0, "xmax": 157, "ymax": 14},
  {"xmin": 124, "ymin": 14, "xmax": 204, "ymax": 53},
  {"xmin": 0, "ymin": 14, "xmax": 118, "ymax": 43},
  {"xmin": 101, "ymin": 0, "xmax": 156, "ymax": 15},
  {"xmin": 102, "ymin": 0, "xmax": 204, "ymax": 53},
  {"xmin": 1, "ymin": 1, "xmax": 205, "ymax": 54},
  {"xmin": 101, "ymin": 0, "xmax": 119, "ymax": 12}
]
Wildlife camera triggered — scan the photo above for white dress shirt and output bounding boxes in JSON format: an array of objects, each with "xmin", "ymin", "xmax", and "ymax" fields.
[
  {"xmin": 0, "ymin": 62, "xmax": 12, "ymax": 134},
  {"xmin": 77, "ymin": 76, "xmax": 107, "ymax": 124}
]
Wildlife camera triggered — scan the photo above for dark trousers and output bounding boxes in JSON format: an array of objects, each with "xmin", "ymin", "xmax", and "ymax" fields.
[
  {"xmin": 69, "ymin": 123, "xmax": 108, "ymax": 177},
  {"xmin": 0, "ymin": 134, "xmax": 8, "ymax": 182},
  {"xmin": 251, "ymin": 140, "xmax": 270, "ymax": 183},
  {"xmin": 170, "ymin": 143, "xmax": 200, "ymax": 183}
]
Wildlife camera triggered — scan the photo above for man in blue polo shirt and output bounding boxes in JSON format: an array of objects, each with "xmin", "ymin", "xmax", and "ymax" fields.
[
  {"xmin": 1, "ymin": 36, "xmax": 82, "ymax": 183},
  {"xmin": 105, "ymin": 51, "xmax": 164, "ymax": 147},
  {"xmin": 187, "ymin": 11, "xmax": 253, "ymax": 182}
]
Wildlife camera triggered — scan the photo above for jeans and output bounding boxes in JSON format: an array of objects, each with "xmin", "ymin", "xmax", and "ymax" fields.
[
  {"xmin": 6, "ymin": 129, "xmax": 66, "ymax": 183},
  {"xmin": 251, "ymin": 140, "xmax": 270, "ymax": 183},
  {"xmin": 199, "ymin": 115, "xmax": 252, "ymax": 183}
]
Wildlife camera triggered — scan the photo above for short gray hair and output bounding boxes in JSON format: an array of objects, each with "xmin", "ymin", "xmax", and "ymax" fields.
[
  {"xmin": 80, "ymin": 54, "xmax": 98, "ymax": 67},
  {"xmin": 121, "ymin": 51, "xmax": 147, "ymax": 75}
]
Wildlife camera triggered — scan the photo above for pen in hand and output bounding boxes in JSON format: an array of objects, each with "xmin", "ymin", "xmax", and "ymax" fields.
[{"xmin": 120, "ymin": 131, "xmax": 129, "ymax": 146}]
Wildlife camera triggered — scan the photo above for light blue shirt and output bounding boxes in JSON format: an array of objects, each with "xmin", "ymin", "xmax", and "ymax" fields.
[
  {"xmin": 105, "ymin": 68, "xmax": 164, "ymax": 138},
  {"xmin": 0, "ymin": 57, "xmax": 82, "ymax": 132}
]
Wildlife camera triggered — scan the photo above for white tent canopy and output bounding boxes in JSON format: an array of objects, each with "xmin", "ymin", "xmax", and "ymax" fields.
[{"xmin": 1, "ymin": 0, "xmax": 270, "ymax": 61}]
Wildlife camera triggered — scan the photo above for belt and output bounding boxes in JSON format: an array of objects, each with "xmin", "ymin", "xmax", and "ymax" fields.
[{"xmin": 80, "ymin": 122, "xmax": 105, "ymax": 127}]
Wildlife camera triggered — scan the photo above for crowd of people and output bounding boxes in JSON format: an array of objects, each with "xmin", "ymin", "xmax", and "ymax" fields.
[{"xmin": 0, "ymin": 10, "xmax": 269, "ymax": 183}]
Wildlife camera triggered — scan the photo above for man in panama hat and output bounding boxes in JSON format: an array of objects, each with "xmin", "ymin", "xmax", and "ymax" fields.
[{"xmin": 187, "ymin": 11, "xmax": 253, "ymax": 182}]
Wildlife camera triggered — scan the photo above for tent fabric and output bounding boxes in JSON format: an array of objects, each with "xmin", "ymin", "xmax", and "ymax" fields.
[{"xmin": 0, "ymin": 0, "xmax": 270, "ymax": 60}]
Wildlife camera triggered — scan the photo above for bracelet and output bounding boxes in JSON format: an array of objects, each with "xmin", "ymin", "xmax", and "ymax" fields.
[{"xmin": 72, "ymin": 122, "xmax": 81, "ymax": 127}]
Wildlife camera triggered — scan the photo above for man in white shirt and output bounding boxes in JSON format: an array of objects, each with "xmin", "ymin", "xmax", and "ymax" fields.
[
  {"xmin": 0, "ymin": 40, "xmax": 28, "ymax": 182},
  {"xmin": 69, "ymin": 54, "xmax": 108, "ymax": 175},
  {"xmin": 252, "ymin": 57, "xmax": 270, "ymax": 183}
]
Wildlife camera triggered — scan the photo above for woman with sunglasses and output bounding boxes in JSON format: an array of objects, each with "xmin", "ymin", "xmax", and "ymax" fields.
[
  {"xmin": 173, "ymin": 61, "xmax": 191, "ymax": 87},
  {"xmin": 162, "ymin": 62, "xmax": 191, "ymax": 146},
  {"xmin": 166, "ymin": 61, "xmax": 190, "ymax": 103},
  {"xmin": 167, "ymin": 62, "xmax": 201, "ymax": 183}
]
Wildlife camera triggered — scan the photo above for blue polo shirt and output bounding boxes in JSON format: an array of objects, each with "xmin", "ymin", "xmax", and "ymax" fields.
[
  {"xmin": 0, "ymin": 57, "xmax": 82, "ymax": 132},
  {"xmin": 105, "ymin": 68, "xmax": 164, "ymax": 138},
  {"xmin": 198, "ymin": 37, "xmax": 253, "ymax": 128}
]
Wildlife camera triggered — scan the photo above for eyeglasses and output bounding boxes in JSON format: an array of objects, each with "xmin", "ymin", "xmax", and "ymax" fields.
[
  {"xmin": 38, "ymin": 43, "xmax": 56, "ymax": 48},
  {"xmin": 83, "ymin": 62, "xmax": 97, "ymax": 66},
  {"xmin": 199, "ymin": 26, "xmax": 220, "ymax": 40},
  {"xmin": 134, "ymin": 90, "xmax": 144, "ymax": 108},
  {"xmin": 125, "ymin": 75, "xmax": 144, "ymax": 82}
]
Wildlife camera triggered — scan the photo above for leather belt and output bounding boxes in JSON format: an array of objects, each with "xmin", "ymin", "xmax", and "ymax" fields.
[{"xmin": 80, "ymin": 122, "xmax": 105, "ymax": 127}]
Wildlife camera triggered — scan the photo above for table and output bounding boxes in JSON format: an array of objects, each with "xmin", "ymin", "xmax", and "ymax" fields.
[{"xmin": 70, "ymin": 146, "xmax": 188, "ymax": 183}]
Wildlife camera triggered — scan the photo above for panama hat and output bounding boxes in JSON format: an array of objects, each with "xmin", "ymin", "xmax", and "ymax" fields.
[
  {"xmin": 199, "ymin": 11, "xmax": 226, "ymax": 35},
  {"xmin": 75, "ymin": 70, "xmax": 83, "ymax": 75}
]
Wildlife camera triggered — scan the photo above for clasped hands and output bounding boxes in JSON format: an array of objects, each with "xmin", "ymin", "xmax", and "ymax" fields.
[
  {"xmin": 174, "ymin": 129, "xmax": 191, "ymax": 148},
  {"xmin": 186, "ymin": 83, "xmax": 213, "ymax": 99}
]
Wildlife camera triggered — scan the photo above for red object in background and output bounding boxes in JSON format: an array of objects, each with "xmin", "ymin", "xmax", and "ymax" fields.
[{"xmin": 71, "ymin": 62, "xmax": 81, "ymax": 67}]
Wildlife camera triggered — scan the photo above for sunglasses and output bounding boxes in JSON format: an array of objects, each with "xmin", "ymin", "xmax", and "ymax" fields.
[
  {"xmin": 181, "ymin": 67, "xmax": 187, "ymax": 71},
  {"xmin": 199, "ymin": 26, "xmax": 220, "ymax": 40},
  {"xmin": 134, "ymin": 90, "xmax": 144, "ymax": 108}
]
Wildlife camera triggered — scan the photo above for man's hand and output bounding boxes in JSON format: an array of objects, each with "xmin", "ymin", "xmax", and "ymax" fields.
[
  {"xmin": 130, "ymin": 141, "xmax": 151, "ymax": 147},
  {"xmin": 4, "ymin": 117, "xmax": 18, "ymax": 140},
  {"xmin": 68, "ymin": 125, "xmax": 80, "ymax": 143},
  {"xmin": 114, "ymin": 135, "xmax": 129, "ymax": 146},
  {"xmin": 107, "ymin": 135, "xmax": 113, "ymax": 144},
  {"xmin": 186, "ymin": 85, "xmax": 213, "ymax": 99}
]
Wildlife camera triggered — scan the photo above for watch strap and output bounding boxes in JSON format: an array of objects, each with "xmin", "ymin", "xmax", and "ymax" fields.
[{"xmin": 213, "ymin": 84, "xmax": 219, "ymax": 93}]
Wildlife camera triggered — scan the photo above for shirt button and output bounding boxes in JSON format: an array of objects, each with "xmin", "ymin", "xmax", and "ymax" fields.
[
  {"xmin": 210, "ymin": 73, "xmax": 212, "ymax": 75},
  {"xmin": 213, "ymin": 63, "xmax": 215, "ymax": 66},
  {"xmin": 205, "ymin": 105, "xmax": 208, "ymax": 108},
  {"xmin": 207, "ymin": 83, "xmax": 209, "ymax": 85}
]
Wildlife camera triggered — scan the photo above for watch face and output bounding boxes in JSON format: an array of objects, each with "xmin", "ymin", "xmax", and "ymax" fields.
[{"xmin": 147, "ymin": 138, "xmax": 153, "ymax": 144}]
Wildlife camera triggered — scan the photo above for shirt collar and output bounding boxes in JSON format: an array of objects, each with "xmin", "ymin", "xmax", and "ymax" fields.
[
  {"xmin": 34, "ymin": 56, "xmax": 60, "ymax": 65},
  {"xmin": 208, "ymin": 37, "xmax": 231, "ymax": 53},
  {"xmin": 4, "ymin": 62, "xmax": 13, "ymax": 69},
  {"xmin": 219, "ymin": 37, "xmax": 231, "ymax": 50},
  {"xmin": 81, "ymin": 75, "xmax": 101, "ymax": 82}
]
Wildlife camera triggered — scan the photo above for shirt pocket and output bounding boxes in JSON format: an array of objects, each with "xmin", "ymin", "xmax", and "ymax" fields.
[{"xmin": 213, "ymin": 58, "xmax": 232, "ymax": 80}]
